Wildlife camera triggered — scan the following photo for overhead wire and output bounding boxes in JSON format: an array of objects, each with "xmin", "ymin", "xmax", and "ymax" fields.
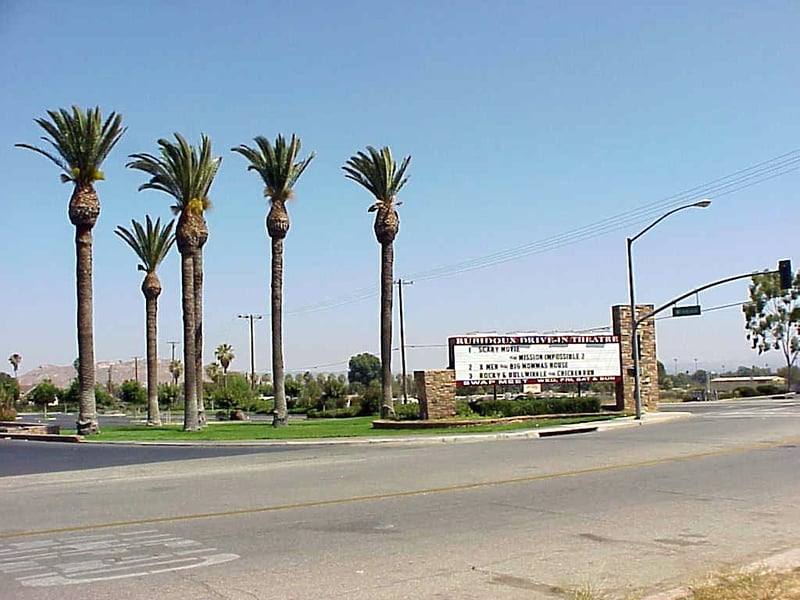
[{"xmin": 285, "ymin": 149, "xmax": 800, "ymax": 316}]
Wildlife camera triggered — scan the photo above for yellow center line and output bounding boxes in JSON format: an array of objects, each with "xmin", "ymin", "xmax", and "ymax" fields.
[{"xmin": 2, "ymin": 437, "xmax": 796, "ymax": 541}]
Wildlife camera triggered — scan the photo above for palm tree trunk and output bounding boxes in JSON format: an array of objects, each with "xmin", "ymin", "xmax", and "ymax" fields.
[
  {"xmin": 271, "ymin": 237, "xmax": 287, "ymax": 427},
  {"xmin": 75, "ymin": 224, "xmax": 99, "ymax": 434},
  {"xmin": 181, "ymin": 251, "xmax": 199, "ymax": 431},
  {"xmin": 380, "ymin": 242, "xmax": 395, "ymax": 419},
  {"xmin": 145, "ymin": 291, "xmax": 161, "ymax": 426},
  {"xmin": 194, "ymin": 250, "xmax": 205, "ymax": 427}
]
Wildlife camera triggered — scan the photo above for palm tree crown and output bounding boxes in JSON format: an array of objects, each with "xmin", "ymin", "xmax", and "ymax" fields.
[
  {"xmin": 215, "ymin": 344, "xmax": 235, "ymax": 372},
  {"xmin": 114, "ymin": 216, "xmax": 176, "ymax": 274},
  {"xmin": 231, "ymin": 134, "xmax": 314, "ymax": 203},
  {"xmin": 342, "ymin": 146, "xmax": 410, "ymax": 211},
  {"xmin": 16, "ymin": 106, "xmax": 125, "ymax": 186},
  {"xmin": 127, "ymin": 133, "xmax": 221, "ymax": 216}
]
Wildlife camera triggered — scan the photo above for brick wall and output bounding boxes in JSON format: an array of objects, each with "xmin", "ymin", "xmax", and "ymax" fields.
[
  {"xmin": 414, "ymin": 370, "xmax": 456, "ymax": 420},
  {"xmin": 612, "ymin": 304, "xmax": 659, "ymax": 413}
]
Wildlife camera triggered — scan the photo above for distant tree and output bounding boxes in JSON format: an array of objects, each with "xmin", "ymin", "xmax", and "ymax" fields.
[
  {"xmin": 119, "ymin": 379, "xmax": 147, "ymax": 407},
  {"xmin": 30, "ymin": 379, "xmax": 59, "ymax": 417},
  {"xmin": 8, "ymin": 353, "xmax": 22, "ymax": 378},
  {"xmin": 205, "ymin": 362, "xmax": 222, "ymax": 385},
  {"xmin": 348, "ymin": 353, "xmax": 382, "ymax": 388},
  {"xmin": 215, "ymin": 344, "xmax": 235, "ymax": 385},
  {"xmin": 94, "ymin": 384, "xmax": 116, "ymax": 409},
  {"xmin": 285, "ymin": 374, "xmax": 303, "ymax": 400},
  {"xmin": 17, "ymin": 106, "xmax": 126, "ymax": 435},
  {"xmin": 208, "ymin": 372, "xmax": 253, "ymax": 410},
  {"xmin": 299, "ymin": 373, "xmax": 323, "ymax": 409},
  {"xmin": 321, "ymin": 374, "xmax": 347, "ymax": 409},
  {"xmin": 743, "ymin": 270, "xmax": 800, "ymax": 392},
  {"xmin": 169, "ymin": 360, "xmax": 183, "ymax": 386},
  {"xmin": 158, "ymin": 382, "xmax": 180, "ymax": 408},
  {"xmin": 0, "ymin": 373, "xmax": 19, "ymax": 419}
]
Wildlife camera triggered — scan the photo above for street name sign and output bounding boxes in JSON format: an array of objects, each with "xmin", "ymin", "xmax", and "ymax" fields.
[{"xmin": 672, "ymin": 305, "xmax": 701, "ymax": 317}]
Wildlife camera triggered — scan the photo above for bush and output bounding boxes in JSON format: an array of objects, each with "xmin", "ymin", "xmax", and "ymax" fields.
[
  {"xmin": 307, "ymin": 407, "xmax": 361, "ymax": 419},
  {"xmin": 394, "ymin": 403, "xmax": 420, "ymax": 420},
  {"xmin": 455, "ymin": 398, "xmax": 478, "ymax": 417},
  {"xmin": 0, "ymin": 406, "xmax": 17, "ymax": 421},
  {"xmin": 734, "ymin": 386, "xmax": 759, "ymax": 398},
  {"xmin": 472, "ymin": 396, "xmax": 602, "ymax": 418},
  {"xmin": 756, "ymin": 384, "xmax": 782, "ymax": 395}
]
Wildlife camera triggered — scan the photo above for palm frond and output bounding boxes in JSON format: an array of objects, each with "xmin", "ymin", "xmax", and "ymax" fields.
[
  {"xmin": 128, "ymin": 133, "xmax": 221, "ymax": 212},
  {"xmin": 343, "ymin": 146, "xmax": 410, "ymax": 204},
  {"xmin": 115, "ymin": 216, "xmax": 176, "ymax": 272},
  {"xmin": 231, "ymin": 134, "xmax": 314, "ymax": 203},
  {"xmin": 16, "ymin": 106, "xmax": 125, "ymax": 185}
]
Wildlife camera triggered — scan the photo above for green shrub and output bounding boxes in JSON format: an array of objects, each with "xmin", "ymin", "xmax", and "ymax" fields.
[
  {"xmin": 455, "ymin": 398, "xmax": 478, "ymax": 417},
  {"xmin": 394, "ymin": 403, "xmax": 420, "ymax": 420},
  {"xmin": 734, "ymin": 386, "xmax": 759, "ymax": 397},
  {"xmin": 307, "ymin": 407, "xmax": 361, "ymax": 419},
  {"xmin": 473, "ymin": 396, "xmax": 601, "ymax": 417},
  {"xmin": 0, "ymin": 406, "xmax": 17, "ymax": 421},
  {"xmin": 756, "ymin": 384, "xmax": 781, "ymax": 395}
]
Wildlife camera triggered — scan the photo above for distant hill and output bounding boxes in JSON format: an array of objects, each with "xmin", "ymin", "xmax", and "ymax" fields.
[{"xmin": 19, "ymin": 359, "xmax": 178, "ymax": 390}]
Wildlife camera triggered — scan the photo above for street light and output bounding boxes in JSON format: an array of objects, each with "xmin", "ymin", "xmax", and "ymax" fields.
[{"xmin": 627, "ymin": 199, "xmax": 711, "ymax": 420}]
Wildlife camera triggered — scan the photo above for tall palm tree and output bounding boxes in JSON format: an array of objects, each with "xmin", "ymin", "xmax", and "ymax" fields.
[
  {"xmin": 115, "ymin": 216, "xmax": 176, "ymax": 426},
  {"xmin": 215, "ymin": 343, "xmax": 235, "ymax": 387},
  {"xmin": 343, "ymin": 146, "xmax": 410, "ymax": 419},
  {"xmin": 16, "ymin": 106, "xmax": 125, "ymax": 435},
  {"xmin": 127, "ymin": 134, "xmax": 221, "ymax": 431},
  {"xmin": 231, "ymin": 134, "xmax": 314, "ymax": 427},
  {"xmin": 8, "ymin": 354, "xmax": 21, "ymax": 379}
]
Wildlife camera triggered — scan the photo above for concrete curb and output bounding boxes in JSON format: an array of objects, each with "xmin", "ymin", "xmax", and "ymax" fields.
[
  {"xmin": 640, "ymin": 546, "xmax": 800, "ymax": 600},
  {"xmin": 54, "ymin": 411, "xmax": 692, "ymax": 447}
]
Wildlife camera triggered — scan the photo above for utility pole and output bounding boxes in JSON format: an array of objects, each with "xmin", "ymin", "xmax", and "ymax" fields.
[
  {"xmin": 395, "ymin": 279, "xmax": 414, "ymax": 404},
  {"xmin": 132, "ymin": 356, "xmax": 142, "ymax": 383},
  {"xmin": 167, "ymin": 341, "xmax": 180, "ymax": 362},
  {"xmin": 238, "ymin": 314, "xmax": 263, "ymax": 389}
]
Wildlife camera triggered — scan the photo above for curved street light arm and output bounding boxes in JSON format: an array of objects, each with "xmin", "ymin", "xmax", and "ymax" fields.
[{"xmin": 633, "ymin": 268, "xmax": 779, "ymax": 332}]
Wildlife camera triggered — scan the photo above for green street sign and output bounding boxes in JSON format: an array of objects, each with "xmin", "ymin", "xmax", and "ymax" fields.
[{"xmin": 672, "ymin": 305, "xmax": 701, "ymax": 317}]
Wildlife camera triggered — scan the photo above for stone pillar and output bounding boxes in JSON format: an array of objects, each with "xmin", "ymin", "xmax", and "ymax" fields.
[
  {"xmin": 414, "ymin": 370, "xmax": 456, "ymax": 420},
  {"xmin": 612, "ymin": 304, "xmax": 659, "ymax": 413}
]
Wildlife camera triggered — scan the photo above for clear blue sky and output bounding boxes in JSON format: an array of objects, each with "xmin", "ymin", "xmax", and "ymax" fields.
[{"xmin": 2, "ymin": 0, "xmax": 798, "ymax": 378}]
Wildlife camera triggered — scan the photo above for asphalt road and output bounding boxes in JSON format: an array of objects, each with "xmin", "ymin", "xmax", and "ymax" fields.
[{"xmin": 2, "ymin": 397, "xmax": 799, "ymax": 599}]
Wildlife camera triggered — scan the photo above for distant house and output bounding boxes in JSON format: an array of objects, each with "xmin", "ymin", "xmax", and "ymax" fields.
[{"xmin": 709, "ymin": 376, "xmax": 786, "ymax": 394}]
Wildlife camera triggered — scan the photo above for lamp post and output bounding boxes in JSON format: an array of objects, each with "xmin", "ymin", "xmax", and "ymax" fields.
[{"xmin": 627, "ymin": 199, "xmax": 711, "ymax": 419}]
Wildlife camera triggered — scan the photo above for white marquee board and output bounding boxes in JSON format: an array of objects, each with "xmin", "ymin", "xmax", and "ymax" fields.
[{"xmin": 449, "ymin": 334, "xmax": 621, "ymax": 386}]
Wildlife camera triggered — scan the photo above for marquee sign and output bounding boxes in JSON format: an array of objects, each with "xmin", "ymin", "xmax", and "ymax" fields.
[{"xmin": 448, "ymin": 334, "xmax": 621, "ymax": 386}]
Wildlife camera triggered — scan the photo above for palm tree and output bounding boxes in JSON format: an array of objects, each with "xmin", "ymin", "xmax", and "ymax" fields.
[
  {"xmin": 215, "ymin": 343, "xmax": 235, "ymax": 387},
  {"xmin": 8, "ymin": 354, "xmax": 21, "ymax": 379},
  {"xmin": 115, "ymin": 216, "xmax": 176, "ymax": 426},
  {"xmin": 231, "ymin": 134, "xmax": 314, "ymax": 427},
  {"xmin": 169, "ymin": 360, "xmax": 183, "ymax": 386},
  {"xmin": 343, "ymin": 146, "xmax": 410, "ymax": 419},
  {"xmin": 16, "ymin": 106, "xmax": 126, "ymax": 435},
  {"xmin": 128, "ymin": 134, "xmax": 221, "ymax": 431},
  {"xmin": 205, "ymin": 362, "xmax": 222, "ymax": 385}
]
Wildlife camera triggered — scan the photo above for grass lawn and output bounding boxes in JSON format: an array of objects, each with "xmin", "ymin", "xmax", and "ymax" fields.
[{"xmin": 68, "ymin": 415, "xmax": 619, "ymax": 442}]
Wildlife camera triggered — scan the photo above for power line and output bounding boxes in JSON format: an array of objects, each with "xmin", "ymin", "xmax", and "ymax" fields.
[{"xmin": 284, "ymin": 150, "xmax": 800, "ymax": 316}]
